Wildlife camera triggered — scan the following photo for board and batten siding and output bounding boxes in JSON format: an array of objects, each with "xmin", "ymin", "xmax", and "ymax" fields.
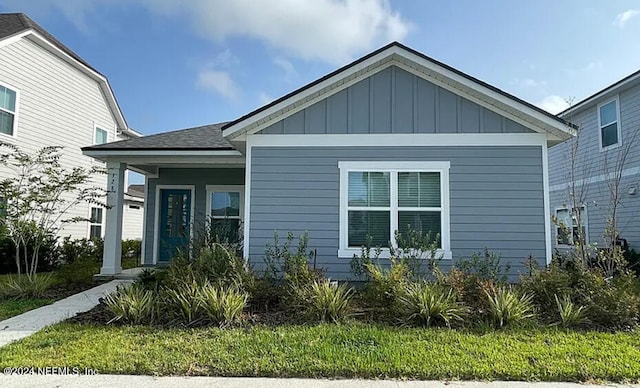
[
  {"xmin": 142, "ymin": 168, "xmax": 245, "ymax": 265},
  {"xmin": 259, "ymin": 66, "xmax": 535, "ymax": 136},
  {"xmin": 0, "ymin": 37, "xmax": 126, "ymax": 239},
  {"xmin": 248, "ymin": 146, "xmax": 546, "ymax": 280}
]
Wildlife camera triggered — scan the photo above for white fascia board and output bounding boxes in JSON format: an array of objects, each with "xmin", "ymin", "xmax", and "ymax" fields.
[
  {"xmin": 560, "ymin": 73, "xmax": 640, "ymax": 117},
  {"xmin": 247, "ymin": 133, "xmax": 548, "ymax": 148},
  {"xmin": 11, "ymin": 31, "xmax": 130, "ymax": 131},
  {"xmin": 394, "ymin": 47, "xmax": 575, "ymax": 140},
  {"xmin": 223, "ymin": 49, "xmax": 395, "ymax": 139}
]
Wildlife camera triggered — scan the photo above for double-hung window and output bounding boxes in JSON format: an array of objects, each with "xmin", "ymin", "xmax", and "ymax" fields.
[
  {"xmin": 339, "ymin": 161, "xmax": 451, "ymax": 259},
  {"xmin": 555, "ymin": 206, "xmax": 587, "ymax": 246},
  {"xmin": 0, "ymin": 84, "xmax": 18, "ymax": 136},
  {"xmin": 89, "ymin": 207, "xmax": 103, "ymax": 239},
  {"xmin": 598, "ymin": 97, "xmax": 621, "ymax": 150},
  {"xmin": 206, "ymin": 185, "xmax": 244, "ymax": 243}
]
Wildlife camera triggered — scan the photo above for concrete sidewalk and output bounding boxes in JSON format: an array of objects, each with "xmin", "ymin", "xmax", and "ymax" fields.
[
  {"xmin": 0, "ymin": 376, "xmax": 637, "ymax": 388},
  {"xmin": 0, "ymin": 279, "xmax": 131, "ymax": 347}
]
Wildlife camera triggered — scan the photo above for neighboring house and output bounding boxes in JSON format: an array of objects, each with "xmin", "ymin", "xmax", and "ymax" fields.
[
  {"xmin": 0, "ymin": 13, "xmax": 144, "ymax": 241},
  {"xmin": 123, "ymin": 184, "xmax": 145, "ymax": 240},
  {"xmin": 549, "ymin": 70, "xmax": 640, "ymax": 251},
  {"xmin": 83, "ymin": 42, "xmax": 574, "ymax": 278}
]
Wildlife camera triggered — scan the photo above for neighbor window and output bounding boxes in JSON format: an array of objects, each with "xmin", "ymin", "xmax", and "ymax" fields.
[
  {"xmin": 206, "ymin": 186, "xmax": 244, "ymax": 243},
  {"xmin": 598, "ymin": 98, "xmax": 620, "ymax": 149},
  {"xmin": 555, "ymin": 206, "xmax": 587, "ymax": 246},
  {"xmin": 0, "ymin": 84, "xmax": 17, "ymax": 136},
  {"xmin": 89, "ymin": 207, "xmax": 103, "ymax": 239},
  {"xmin": 94, "ymin": 127, "xmax": 108, "ymax": 145},
  {"xmin": 339, "ymin": 161, "xmax": 450, "ymax": 258}
]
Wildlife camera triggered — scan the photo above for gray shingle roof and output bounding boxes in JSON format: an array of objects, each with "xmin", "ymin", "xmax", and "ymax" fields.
[
  {"xmin": 83, "ymin": 123, "xmax": 234, "ymax": 151},
  {"xmin": 0, "ymin": 13, "xmax": 101, "ymax": 75}
]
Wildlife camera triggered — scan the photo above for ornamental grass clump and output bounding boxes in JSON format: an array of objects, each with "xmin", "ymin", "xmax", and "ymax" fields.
[
  {"xmin": 398, "ymin": 281, "xmax": 468, "ymax": 327},
  {"xmin": 104, "ymin": 284, "xmax": 155, "ymax": 325},
  {"xmin": 484, "ymin": 286, "xmax": 535, "ymax": 328},
  {"xmin": 164, "ymin": 280, "xmax": 203, "ymax": 325},
  {"xmin": 294, "ymin": 279, "xmax": 355, "ymax": 323},
  {"xmin": 199, "ymin": 282, "xmax": 247, "ymax": 326},
  {"xmin": 2, "ymin": 273, "xmax": 55, "ymax": 299},
  {"xmin": 554, "ymin": 294, "xmax": 589, "ymax": 328}
]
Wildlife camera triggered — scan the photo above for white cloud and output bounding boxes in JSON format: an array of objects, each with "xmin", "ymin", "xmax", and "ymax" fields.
[
  {"xmin": 515, "ymin": 78, "xmax": 547, "ymax": 88},
  {"xmin": 537, "ymin": 95, "xmax": 570, "ymax": 115},
  {"xmin": 257, "ymin": 91, "xmax": 274, "ymax": 106},
  {"xmin": 196, "ymin": 69, "xmax": 240, "ymax": 101},
  {"xmin": 148, "ymin": 0, "xmax": 409, "ymax": 64},
  {"xmin": 273, "ymin": 57, "xmax": 298, "ymax": 81},
  {"xmin": 614, "ymin": 9, "xmax": 639, "ymax": 28}
]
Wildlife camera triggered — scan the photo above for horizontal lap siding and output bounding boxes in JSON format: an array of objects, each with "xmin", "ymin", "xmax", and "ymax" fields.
[{"xmin": 249, "ymin": 146, "xmax": 545, "ymax": 280}]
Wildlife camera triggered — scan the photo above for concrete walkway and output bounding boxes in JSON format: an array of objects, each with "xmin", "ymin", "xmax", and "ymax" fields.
[
  {"xmin": 0, "ymin": 279, "xmax": 131, "ymax": 347},
  {"xmin": 0, "ymin": 376, "xmax": 637, "ymax": 388}
]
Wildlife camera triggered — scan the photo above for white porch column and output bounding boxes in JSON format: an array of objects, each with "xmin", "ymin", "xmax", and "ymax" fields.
[{"xmin": 101, "ymin": 161, "xmax": 126, "ymax": 275}]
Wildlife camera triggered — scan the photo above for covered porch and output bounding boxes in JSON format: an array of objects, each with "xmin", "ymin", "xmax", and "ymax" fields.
[{"xmin": 82, "ymin": 123, "xmax": 246, "ymax": 276}]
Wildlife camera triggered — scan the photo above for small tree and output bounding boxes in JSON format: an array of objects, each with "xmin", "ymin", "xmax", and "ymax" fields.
[{"xmin": 0, "ymin": 143, "xmax": 106, "ymax": 279}]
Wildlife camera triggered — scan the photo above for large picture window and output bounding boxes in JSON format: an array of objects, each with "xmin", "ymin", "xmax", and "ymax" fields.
[{"xmin": 339, "ymin": 161, "xmax": 450, "ymax": 259}]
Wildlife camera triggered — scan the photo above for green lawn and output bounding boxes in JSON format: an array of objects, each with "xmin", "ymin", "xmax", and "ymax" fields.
[
  {"xmin": 0, "ymin": 299, "xmax": 54, "ymax": 320},
  {"xmin": 1, "ymin": 323, "xmax": 639, "ymax": 382}
]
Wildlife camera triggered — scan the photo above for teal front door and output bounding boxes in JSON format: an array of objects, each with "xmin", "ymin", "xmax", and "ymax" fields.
[{"xmin": 158, "ymin": 189, "xmax": 192, "ymax": 263}]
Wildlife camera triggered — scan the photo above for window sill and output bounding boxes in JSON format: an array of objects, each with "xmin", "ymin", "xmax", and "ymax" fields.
[
  {"xmin": 600, "ymin": 143, "xmax": 621, "ymax": 152},
  {"xmin": 338, "ymin": 248, "xmax": 452, "ymax": 260}
]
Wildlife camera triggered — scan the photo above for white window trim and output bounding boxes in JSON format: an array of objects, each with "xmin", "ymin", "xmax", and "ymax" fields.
[
  {"xmin": 554, "ymin": 205, "xmax": 589, "ymax": 248},
  {"xmin": 597, "ymin": 95, "xmax": 622, "ymax": 152},
  {"xmin": 0, "ymin": 81, "xmax": 20, "ymax": 139},
  {"xmin": 205, "ymin": 185, "xmax": 245, "ymax": 224},
  {"xmin": 87, "ymin": 206, "xmax": 105, "ymax": 239},
  {"xmin": 338, "ymin": 161, "xmax": 451, "ymax": 259},
  {"xmin": 153, "ymin": 185, "xmax": 196, "ymax": 265},
  {"xmin": 93, "ymin": 122, "xmax": 110, "ymax": 145}
]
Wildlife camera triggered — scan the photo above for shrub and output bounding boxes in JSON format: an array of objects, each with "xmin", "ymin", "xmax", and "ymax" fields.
[
  {"xmin": 581, "ymin": 272, "xmax": 639, "ymax": 328},
  {"xmin": 104, "ymin": 284, "xmax": 155, "ymax": 325},
  {"xmin": 54, "ymin": 255, "xmax": 100, "ymax": 285},
  {"xmin": 554, "ymin": 294, "xmax": 589, "ymax": 328},
  {"xmin": 0, "ymin": 227, "xmax": 58, "ymax": 274},
  {"xmin": 198, "ymin": 283, "xmax": 247, "ymax": 326},
  {"xmin": 293, "ymin": 279, "xmax": 354, "ymax": 323},
  {"xmin": 398, "ymin": 281, "xmax": 468, "ymax": 327},
  {"xmin": 457, "ymin": 248, "xmax": 510, "ymax": 283},
  {"xmin": 165, "ymin": 244, "xmax": 253, "ymax": 292},
  {"xmin": 2, "ymin": 273, "xmax": 55, "ymax": 299},
  {"xmin": 521, "ymin": 259, "xmax": 640, "ymax": 328},
  {"xmin": 484, "ymin": 286, "xmax": 535, "ymax": 328},
  {"xmin": 264, "ymin": 231, "xmax": 321, "ymax": 288},
  {"xmin": 360, "ymin": 257, "xmax": 411, "ymax": 313}
]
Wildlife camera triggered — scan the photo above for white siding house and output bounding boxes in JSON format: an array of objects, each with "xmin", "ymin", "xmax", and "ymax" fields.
[{"xmin": 0, "ymin": 13, "xmax": 144, "ymax": 241}]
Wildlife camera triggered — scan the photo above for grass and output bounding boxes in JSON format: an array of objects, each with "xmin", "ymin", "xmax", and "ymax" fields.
[
  {"xmin": 1, "ymin": 323, "xmax": 639, "ymax": 382},
  {"xmin": 0, "ymin": 299, "xmax": 54, "ymax": 320}
]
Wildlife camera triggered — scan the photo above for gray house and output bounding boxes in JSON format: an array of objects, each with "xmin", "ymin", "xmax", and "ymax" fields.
[
  {"xmin": 83, "ymin": 42, "xmax": 574, "ymax": 279},
  {"xmin": 549, "ymin": 69, "xmax": 640, "ymax": 251}
]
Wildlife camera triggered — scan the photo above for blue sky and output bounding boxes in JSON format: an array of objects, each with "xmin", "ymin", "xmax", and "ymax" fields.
[{"xmin": 2, "ymin": 0, "xmax": 640, "ymax": 137}]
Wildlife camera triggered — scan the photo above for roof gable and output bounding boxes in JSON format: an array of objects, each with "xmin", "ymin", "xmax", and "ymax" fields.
[
  {"xmin": 0, "ymin": 13, "xmax": 136, "ymax": 136},
  {"xmin": 222, "ymin": 42, "xmax": 574, "ymax": 142},
  {"xmin": 259, "ymin": 65, "xmax": 536, "ymax": 136}
]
